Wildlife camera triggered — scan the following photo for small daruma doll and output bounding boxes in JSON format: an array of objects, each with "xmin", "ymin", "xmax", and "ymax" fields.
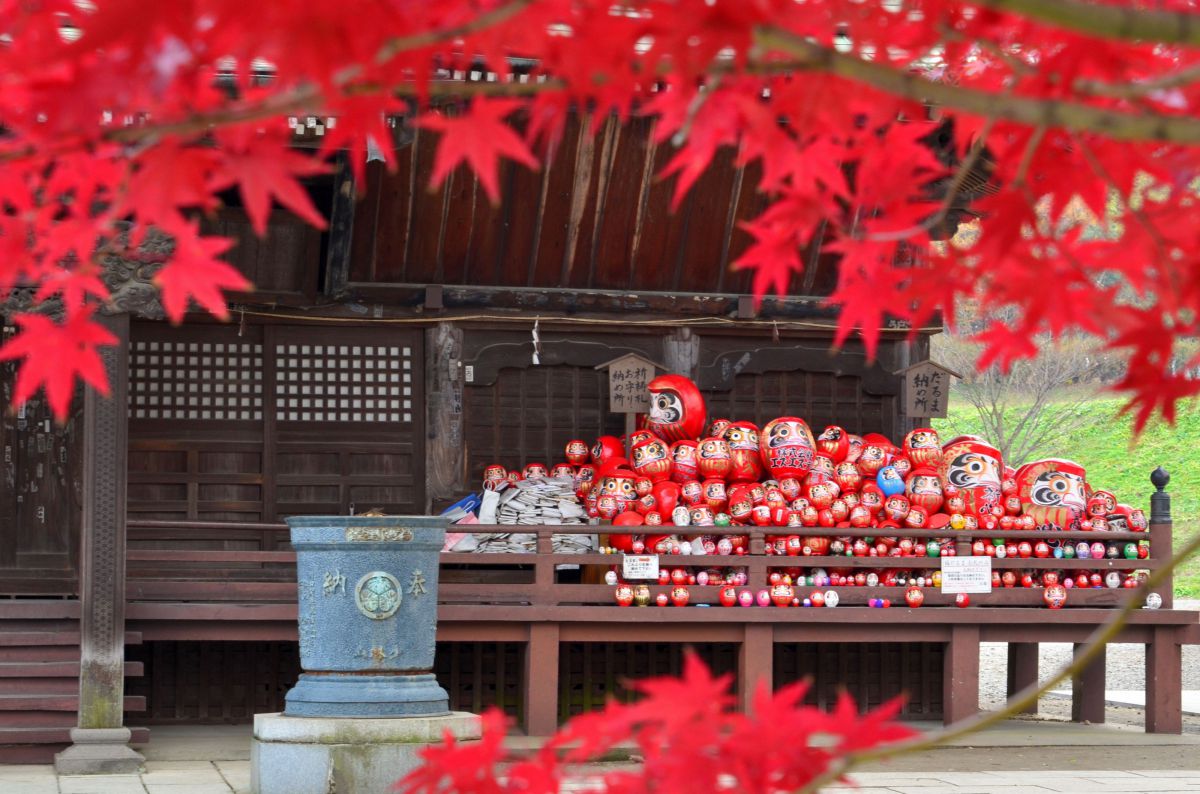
[
  {"xmin": 1015, "ymin": 459, "xmax": 1087, "ymax": 531},
  {"xmin": 646, "ymin": 375, "xmax": 707, "ymax": 442},
  {"xmin": 697, "ymin": 436, "xmax": 733, "ymax": 480},
  {"xmin": 906, "ymin": 467, "xmax": 944, "ymax": 513},
  {"xmin": 939, "ymin": 438, "xmax": 1003, "ymax": 515},
  {"xmin": 565, "ymin": 439, "xmax": 590, "ymax": 466},
  {"xmin": 816, "ymin": 425, "xmax": 849, "ymax": 462},
  {"xmin": 483, "ymin": 464, "xmax": 507, "ymax": 489},
  {"xmin": 884, "ymin": 494, "xmax": 910, "ymax": 523},
  {"xmin": 760, "ymin": 416, "xmax": 817, "ymax": 480},
  {"xmin": 723, "ymin": 422, "xmax": 763, "ymax": 483},
  {"xmin": 551, "ymin": 463, "xmax": 576, "ymax": 479},
  {"xmin": 597, "ymin": 466, "xmax": 638, "ymax": 511},
  {"xmin": 834, "ymin": 462, "xmax": 862, "ymax": 494},
  {"xmin": 631, "ymin": 438, "xmax": 673, "ymax": 483},
  {"xmin": 670, "ymin": 440, "xmax": 699, "ymax": 483},
  {"xmin": 523, "ymin": 462, "xmax": 549, "ymax": 480},
  {"xmin": 856, "ymin": 442, "xmax": 890, "ymax": 477},
  {"xmin": 903, "ymin": 427, "xmax": 941, "ymax": 468},
  {"xmin": 591, "ymin": 436, "xmax": 624, "ymax": 466},
  {"xmin": 574, "ymin": 464, "xmax": 596, "ymax": 497}
]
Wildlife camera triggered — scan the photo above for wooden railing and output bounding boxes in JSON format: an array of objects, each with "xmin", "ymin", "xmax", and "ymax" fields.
[
  {"xmin": 126, "ymin": 519, "xmax": 1171, "ymax": 609},
  {"xmin": 124, "ymin": 515, "xmax": 1195, "ymax": 734}
]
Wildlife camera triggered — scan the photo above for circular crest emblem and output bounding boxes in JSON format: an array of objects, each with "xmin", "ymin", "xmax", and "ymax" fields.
[{"xmin": 355, "ymin": 571, "xmax": 402, "ymax": 620}]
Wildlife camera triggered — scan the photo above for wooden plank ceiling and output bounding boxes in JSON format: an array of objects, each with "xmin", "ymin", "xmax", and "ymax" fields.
[{"xmin": 349, "ymin": 113, "xmax": 839, "ymax": 296}]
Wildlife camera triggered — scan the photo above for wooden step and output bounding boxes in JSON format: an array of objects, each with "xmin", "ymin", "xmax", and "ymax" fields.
[
  {"xmin": 0, "ymin": 630, "xmax": 141, "ymax": 647},
  {"xmin": 0, "ymin": 679, "xmax": 79, "ymax": 695},
  {"xmin": 0, "ymin": 694, "xmax": 145, "ymax": 711},
  {"xmin": 0, "ymin": 726, "xmax": 149, "ymax": 764},
  {"xmin": 0, "ymin": 646, "xmax": 79, "ymax": 662},
  {"xmin": 0, "ymin": 725, "xmax": 150, "ymax": 744},
  {"xmin": 0, "ymin": 660, "xmax": 143, "ymax": 678},
  {"xmin": 0, "ymin": 601, "xmax": 80, "ymax": 620},
  {"xmin": 0, "ymin": 631, "xmax": 79, "ymax": 647}
]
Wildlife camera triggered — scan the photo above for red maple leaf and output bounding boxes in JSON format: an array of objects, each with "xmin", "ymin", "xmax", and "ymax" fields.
[
  {"xmin": 414, "ymin": 98, "xmax": 539, "ymax": 204},
  {"xmin": 210, "ymin": 127, "xmax": 329, "ymax": 235},
  {"xmin": 154, "ymin": 226, "xmax": 249, "ymax": 322},
  {"xmin": 0, "ymin": 309, "xmax": 117, "ymax": 420}
]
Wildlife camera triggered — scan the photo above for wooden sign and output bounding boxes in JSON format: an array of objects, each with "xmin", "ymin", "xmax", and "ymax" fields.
[
  {"xmin": 895, "ymin": 360, "xmax": 961, "ymax": 419},
  {"xmin": 595, "ymin": 353, "xmax": 662, "ymax": 414}
]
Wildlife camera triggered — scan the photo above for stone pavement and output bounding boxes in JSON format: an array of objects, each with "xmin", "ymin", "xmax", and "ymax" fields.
[
  {"xmin": 4, "ymin": 765, "xmax": 1200, "ymax": 793},
  {"xmin": 2, "ymin": 721, "xmax": 1199, "ymax": 793}
]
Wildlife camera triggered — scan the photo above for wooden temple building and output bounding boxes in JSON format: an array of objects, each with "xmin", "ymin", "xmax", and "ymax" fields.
[{"xmin": 2, "ymin": 111, "xmax": 1190, "ymax": 766}]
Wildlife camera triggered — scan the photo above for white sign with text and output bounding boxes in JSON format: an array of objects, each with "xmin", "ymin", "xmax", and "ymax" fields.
[
  {"xmin": 940, "ymin": 556, "xmax": 993, "ymax": 594},
  {"xmin": 622, "ymin": 554, "xmax": 660, "ymax": 580}
]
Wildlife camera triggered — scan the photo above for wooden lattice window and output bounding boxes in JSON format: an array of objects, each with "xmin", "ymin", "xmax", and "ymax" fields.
[
  {"xmin": 130, "ymin": 340, "xmax": 264, "ymax": 421},
  {"xmin": 274, "ymin": 343, "xmax": 415, "ymax": 423}
]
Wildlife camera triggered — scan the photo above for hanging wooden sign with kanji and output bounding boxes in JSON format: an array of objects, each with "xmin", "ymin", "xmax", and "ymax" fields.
[
  {"xmin": 895, "ymin": 361, "xmax": 961, "ymax": 419},
  {"xmin": 595, "ymin": 353, "xmax": 665, "ymax": 414}
]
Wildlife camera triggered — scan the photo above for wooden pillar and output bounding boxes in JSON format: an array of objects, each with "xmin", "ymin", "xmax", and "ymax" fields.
[
  {"xmin": 1149, "ymin": 467, "xmax": 1173, "ymax": 609},
  {"xmin": 1071, "ymin": 642, "xmax": 1106, "ymax": 724},
  {"xmin": 942, "ymin": 625, "xmax": 980, "ymax": 726},
  {"xmin": 425, "ymin": 323, "xmax": 465, "ymax": 511},
  {"xmin": 525, "ymin": 623, "xmax": 560, "ymax": 736},
  {"xmin": 738, "ymin": 624, "xmax": 773, "ymax": 715},
  {"xmin": 663, "ymin": 327, "xmax": 699, "ymax": 380},
  {"xmin": 1146, "ymin": 626, "xmax": 1182, "ymax": 734},
  {"xmin": 56, "ymin": 312, "xmax": 143, "ymax": 774},
  {"xmin": 1006, "ymin": 643, "xmax": 1039, "ymax": 715}
]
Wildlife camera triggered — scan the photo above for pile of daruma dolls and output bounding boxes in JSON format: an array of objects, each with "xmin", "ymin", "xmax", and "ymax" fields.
[{"xmin": 481, "ymin": 375, "xmax": 1150, "ymax": 609}]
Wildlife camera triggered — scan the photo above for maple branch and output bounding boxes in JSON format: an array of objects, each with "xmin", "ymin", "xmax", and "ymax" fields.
[
  {"xmin": 972, "ymin": 0, "xmax": 1200, "ymax": 47},
  {"xmin": 1076, "ymin": 62, "xmax": 1200, "ymax": 99},
  {"xmin": 801, "ymin": 523, "xmax": 1200, "ymax": 794},
  {"xmin": 370, "ymin": 0, "xmax": 536, "ymax": 66},
  {"xmin": 754, "ymin": 27, "xmax": 1200, "ymax": 143}
]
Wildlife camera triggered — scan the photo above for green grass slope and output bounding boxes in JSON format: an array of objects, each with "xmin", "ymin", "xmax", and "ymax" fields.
[{"xmin": 933, "ymin": 398, "xmax": 1200, "ymax": 598}]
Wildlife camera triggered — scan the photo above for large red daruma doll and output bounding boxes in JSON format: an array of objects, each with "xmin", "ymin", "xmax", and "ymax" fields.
[
  {"xmin": 939, "ymin": 438, "xmax": 1003, "ymax": 516},
  {"xmin": 646, "ymin": 375, "xmax": 707, "ymax": 443},
  {"xmin": 722, "ymin": 421, "xmax": 763, "ymax": 483},
  {"xmin": 1015, "ymin": 459, "xmax": 1087, "ymax": 530},
  {"xmin": 760, "ymin": 417, "xmax": 817, "ymax": 479}
]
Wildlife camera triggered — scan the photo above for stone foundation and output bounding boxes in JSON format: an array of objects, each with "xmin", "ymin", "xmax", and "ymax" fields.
[{"xmin": 251, "ymin": 711, "xmax": 480, "ymax": 794}]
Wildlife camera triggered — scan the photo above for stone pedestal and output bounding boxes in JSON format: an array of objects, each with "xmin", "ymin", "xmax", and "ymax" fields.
[
  {"xmin": 54, "ymin": 727, "xmax": 144, "ymax": 775},
  {"xmin": 251, "ymin": 712, "xmax": 480, "ymax": 794}
]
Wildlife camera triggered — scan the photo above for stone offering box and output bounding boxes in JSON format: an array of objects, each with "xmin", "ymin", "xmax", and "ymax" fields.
[{"xmin": 284, "ymin": 515, "xmax": 450, "ymax": 717}]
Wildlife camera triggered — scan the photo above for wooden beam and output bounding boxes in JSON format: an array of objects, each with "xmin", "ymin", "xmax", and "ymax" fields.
[
  {"xmin": 1071, "ymin": 642, "xmax": 1106, "ymax": 724},
  {"xmin": 425, "ymin": 323, "xmax": 465, "ymax": 508},
  {"xmin": 1006, "ymin": 643, "xmax": 1039, "ymax": 715},
  {"xmin": 942, "ymin": 624, "xmax": 980, "ymax": 726},
  {"xmin": 56, "ymin": 312, "xmax": 143, "ymax": 774},
  {"xmin": 739, "ymin": 624, "xmax": 774, "ymax": 715},
  {"xmin": 525, "ymin": 623, "xmax": 560, "ymax": 736},
  {"xmin": 322, "ymin": 152, "xmax": 356, "ymax": 298},
  {"xmin": 1145, "ymin": 626, "xmax": 1183, "ymax": 734}
]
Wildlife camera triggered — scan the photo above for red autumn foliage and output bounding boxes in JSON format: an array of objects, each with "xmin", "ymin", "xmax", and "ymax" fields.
[
  {"xmin": 1, "ymin": 1, "xmax": 1199, "ymax": 427},
  {"xmin": 394, "ymin": 653, "xmax": 916, "ymax": 794}
]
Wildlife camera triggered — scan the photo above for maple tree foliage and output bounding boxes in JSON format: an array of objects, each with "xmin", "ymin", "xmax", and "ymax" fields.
[
  {"xmin": 3, "ymin": 0, "xmax": 1200, "ymax": 427},
  {"xmin": 395, "ymin": 652, "xmax": 916, "ymax": 794}
]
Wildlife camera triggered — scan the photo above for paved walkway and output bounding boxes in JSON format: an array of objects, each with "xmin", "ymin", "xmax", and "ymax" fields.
[
  {"xmin": 3, "ymin": 720, "xmax": 1199, "ymax": 793},
  {"xmin": 4, "ymin": 765, "xmax": 1200, "ymax": 793}
]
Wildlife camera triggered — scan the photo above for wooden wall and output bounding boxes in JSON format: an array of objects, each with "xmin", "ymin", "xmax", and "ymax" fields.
[
  {"xmin": 0, "ymin": 329, "xmax": 82, "ymax": 595},
  {"xmin": 127, "ymin": 320, "xmax": 425, "ymax": 525}
]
